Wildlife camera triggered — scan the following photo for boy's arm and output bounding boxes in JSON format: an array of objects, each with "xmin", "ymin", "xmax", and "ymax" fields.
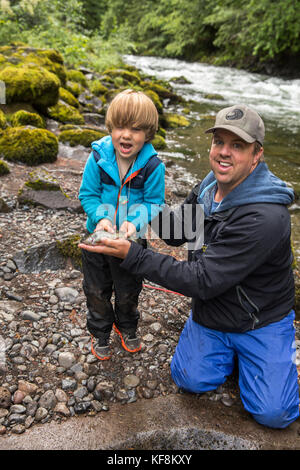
[
  {"xmin": 126, "ymin": 162, "xmax": 165, "ymax": 232},
  {"xmin": 79, "ymin": 154, "xmax": 114, "ymax": 226}
]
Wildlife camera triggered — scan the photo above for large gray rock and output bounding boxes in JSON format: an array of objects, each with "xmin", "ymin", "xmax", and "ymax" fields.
[
  {"xmin": 13, "ymin": 242, "xmax": 67, "ymax": 273},
  {"xmin": 17, "ymin": 188, "xmax": 82, "ymax": 212}
]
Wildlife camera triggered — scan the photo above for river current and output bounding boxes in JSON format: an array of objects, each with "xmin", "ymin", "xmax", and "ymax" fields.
[{"xmin": 124, "ymin": 55, "xmax": 300, "ymax": 263}]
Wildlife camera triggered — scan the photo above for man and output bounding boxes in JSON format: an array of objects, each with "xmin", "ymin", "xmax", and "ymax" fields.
[{"xmin": 79, "ymin": 104, "xmax": 299, "ymax": 429}]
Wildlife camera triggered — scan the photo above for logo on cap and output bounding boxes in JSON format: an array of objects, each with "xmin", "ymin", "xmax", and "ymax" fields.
[{"xmin": 225, "ymin": 109, "xmax": 244, "ymax": 120}]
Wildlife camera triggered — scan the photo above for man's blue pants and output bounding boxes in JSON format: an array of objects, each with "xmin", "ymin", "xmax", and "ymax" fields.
[{"xmin": 170, "ymin": 311, "xmax": 299, "ymax": 429}]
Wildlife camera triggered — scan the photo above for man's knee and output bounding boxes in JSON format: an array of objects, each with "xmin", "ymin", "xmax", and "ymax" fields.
[
  {"xmin": 170, "ymin": 354, "xmax": 223, "ymax": 394},
  {"xmin": 251, "ymin": 404, "xmax": 299, "ymax": 429}
]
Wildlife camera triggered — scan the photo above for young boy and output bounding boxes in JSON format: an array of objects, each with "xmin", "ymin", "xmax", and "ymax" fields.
[{"xmin": 79, "ymin": 89, "xmax": 165, "ymax": 360}]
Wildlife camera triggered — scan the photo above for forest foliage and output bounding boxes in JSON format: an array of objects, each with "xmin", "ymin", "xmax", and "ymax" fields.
[{"xmin": 1, "ymin": 0, "xmax": 299, "ymax": 73}]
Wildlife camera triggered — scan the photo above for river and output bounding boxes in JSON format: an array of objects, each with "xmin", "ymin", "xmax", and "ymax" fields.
[{"xmin": 124, "ymin": 55, "xmax": 300, "ymax": 264}]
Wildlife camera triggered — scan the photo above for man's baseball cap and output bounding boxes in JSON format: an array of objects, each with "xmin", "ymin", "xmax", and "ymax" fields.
[{"xmin": 205, "ymin": 104, "xmax": 265, "ymax": 146}]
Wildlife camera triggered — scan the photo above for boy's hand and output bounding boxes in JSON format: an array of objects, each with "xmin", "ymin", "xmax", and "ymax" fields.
[
  {"xmin": 95, "ymin": 218, "xmax": 115, "ymax": 234},
  {"xmin": 78, "ymin": 238, "xmax": 131, "ymax": 259},
  {"xmin": 119, "ymin": 221, "xmax": 136, "ymax": 238}
]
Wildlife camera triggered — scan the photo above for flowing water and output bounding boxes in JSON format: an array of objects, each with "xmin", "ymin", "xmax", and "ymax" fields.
[{"xmin": 124, "ymin": 55, "xmax": 300, "ymax": 263}]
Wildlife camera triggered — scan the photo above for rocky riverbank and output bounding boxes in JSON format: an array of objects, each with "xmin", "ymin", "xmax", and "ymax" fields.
[{"xmin": 0, "ymin": 150, "xmax": 244, "ymax": 436}]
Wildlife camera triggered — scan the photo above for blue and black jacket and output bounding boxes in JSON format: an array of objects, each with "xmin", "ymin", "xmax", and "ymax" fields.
[
  {"xmin": 79, "ymin": 135, "xmax": 165, "ymax": 235},
  {"xmin": 121, "ymin": 162, "xmax": 295, "ymax": 333}
]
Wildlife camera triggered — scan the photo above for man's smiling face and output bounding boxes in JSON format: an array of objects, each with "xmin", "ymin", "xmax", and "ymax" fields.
[{"xmin": 209, "ymin": 129, "xmax": 263, "ymax": 201}]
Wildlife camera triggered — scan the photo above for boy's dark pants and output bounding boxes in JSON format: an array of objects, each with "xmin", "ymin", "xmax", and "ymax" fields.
[{"xmin": 81, "ymin": 247, "xmax": 144, "ymax": 342}]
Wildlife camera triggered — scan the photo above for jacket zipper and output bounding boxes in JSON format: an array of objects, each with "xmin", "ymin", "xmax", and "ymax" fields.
[{"xmin": 236, "ymin": 285, "xmax": 260, "ymax": 329}]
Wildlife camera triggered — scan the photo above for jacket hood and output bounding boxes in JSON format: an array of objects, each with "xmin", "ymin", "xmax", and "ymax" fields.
[{"xmin": 198, "ymin": 162, "xmax": 294, "ymax": 215}]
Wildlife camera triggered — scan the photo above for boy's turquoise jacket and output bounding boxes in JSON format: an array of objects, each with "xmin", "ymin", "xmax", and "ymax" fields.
[{"xmin": 79, "ymin": 135, "xmax": 165, "ymax": 234}]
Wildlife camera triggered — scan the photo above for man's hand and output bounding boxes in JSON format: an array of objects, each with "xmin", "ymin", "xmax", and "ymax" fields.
[
  {"xmin": 95, "ymin": 218, "xmax": 115, "ymax": 233},
  {"xmin": 78, "ymin": 238, "xmax": 131, "ymax": 259},
  {"xmin": 119, "ymin": 221, "xmax": 136, "ymax": 238}
]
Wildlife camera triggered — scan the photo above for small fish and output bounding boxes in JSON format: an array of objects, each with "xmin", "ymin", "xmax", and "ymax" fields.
[{"xmin": 82, "ymin": 230, "xmax": 136, "ymax": 246}]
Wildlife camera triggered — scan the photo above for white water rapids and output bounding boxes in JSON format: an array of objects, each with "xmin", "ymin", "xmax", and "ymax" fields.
[{"xmin": 124, "ymin": 55, "xmax": 300, "ymax": 134}]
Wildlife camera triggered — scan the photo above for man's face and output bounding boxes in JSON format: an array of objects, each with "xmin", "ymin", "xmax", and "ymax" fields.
[{"xmin": 209, "ymin": 129, "xmax": 263, "ymax": 200}]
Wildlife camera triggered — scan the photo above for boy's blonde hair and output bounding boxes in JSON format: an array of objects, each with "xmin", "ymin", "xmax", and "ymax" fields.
[{"xmin": 105, "ymin": 89, "xmax": 158, "ymax": 141}]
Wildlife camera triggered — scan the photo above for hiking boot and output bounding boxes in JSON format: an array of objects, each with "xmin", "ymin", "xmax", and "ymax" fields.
[
  {"xmin": 113, "ymin": 324, "xmax": 141, "ymax": 353},
  {"xmin": 91, "ymin": 336, "xmax": 111, "ymax": 361}
]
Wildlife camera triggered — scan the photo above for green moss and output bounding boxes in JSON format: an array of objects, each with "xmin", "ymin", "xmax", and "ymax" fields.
[
  {"xmin": 59, "ymin": 128, "xmax": 107, "ymax": 147},
  {"xmin": 56, "ymin": 234, "xmax": 82, "ymax": 269},
  {"xmin": 24, "ymin": 169, "xmax": 61, "ymax": 191},
  {"xmin": 203, "ymin": 93, "xmax": 224, "ymax": 101},
  {"xmin": 103, "ymin": 68, "xmax": 141, "ymax": 84},
  {"xmin": 152, "ymin": 134, "xmax": 166, "ymax": 150},
  {"xmin": 0, "ymin": 46, "xmax": 67, "ymax": 84},
  {"xmin": 163, "ymin": 113, "xmax": 190, "ymax": 128},
  {"xmin": 11, "ymin": 110, "xmax": 45, "ymax": 128},
  {"xmin": 143, "ymin": 89, "xmax": 163, "ymax": 114},
  {"xmin": 0, "ymin": 65, "xmax": 60, "ymax": 109},
  {"xmin": 0, "ymin": 127, "xmax": 58, "ymax": 166},
  {"xmin": 0, "ymin": 159, "xmax": 9, "ymax": 176},
  {"xmin": 141, "ymin": 81, "xmax": 180, "ymax": 102},
  {"xmin": 59, "ymin": 87, "xmax": 79, "ymax": 108},
  {"xmin": 88, "ymin": 80, "xmax": 108, "ymax": 97},
  {"xmin": 48, "ymin": 101, "xmax": 84, "ymax": 125},
  {"xmin": 66, "ymin": 69, "xmax": 87, "ymax": 86},
  {"xmin": 22, "ymin": 52, "xmax": 67, "ymax": 86},
  {"xmin": 157, "ymin": 127, "xmax": 166, "ymax": 138},
  {"xmin": 65, "ymin": 81, "xmax": 83, "ymax": 98},
  {"xmin": 0, "ymin": 110, "xmax": 6, "ymax": 129}
]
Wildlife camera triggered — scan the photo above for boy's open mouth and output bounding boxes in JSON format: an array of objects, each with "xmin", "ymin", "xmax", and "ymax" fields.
[{"xmin": 120, "ymin": 143, "xmax": 133, "ymax": 152}]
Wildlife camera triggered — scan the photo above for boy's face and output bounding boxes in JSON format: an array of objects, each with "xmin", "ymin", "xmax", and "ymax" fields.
[{"xmin": 111, "ymin": 126, "xmax": 147, "ymax": 161}]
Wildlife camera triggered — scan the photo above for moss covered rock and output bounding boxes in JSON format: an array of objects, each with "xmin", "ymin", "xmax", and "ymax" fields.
[
  {"xmin": 24, "ymin": 169, "xmax": 61, "ymax": 191},
  {"xmin": 144, "ymin": 89, "xmax": 163, "ymax": 114},
  {"xmin": 48, "ymin": 101, "xmax": 84, "ymax": 125},
  {"xmin": 88, "ymin": 80, "xmax": 108, "ymax": 97},
  {"xmin": 59, "ymin": 128, "xmax": 107, "ymax": 147},
  {"xmin": 103, "ymin": 68, "xmax": 141, "ymax": 85},
  {"xmin": 11, "ymin": 110, "xmax": 45, "ymax": 128},
  {"xmin": 0, "ymin": 110, "xmax": 6, "ymax": 129},
  {"xmin": 0, "ymin": 127, "xmax": 58, "ymax": 165},
  {"xmin": 152, "ymin": 134, "xmax": 166, "ymax": 150},
  {"xmin": 56, "ymin": 234, "xmax": 82, "ymax": 270},
  {"xmin": 65, "ymin": 81, "xmax": 83, "ymax": 98},
  {"xmin": 141, "ymin": 81, "xmax": 181, "ymax": 103},
  {"xmin": 0, "ymin": 45, "xmax": 66, "ymax": 85},
  {"xmin": 66, "ymin": 69, "xmax": 87, "ymax": 86},
  {"xmin": 0, "ymin": 159, "xmax": 9, "ymax": 176},
  {"xmin": 59, "ymin": 87, "xmax": 79, "ymax": 108},
  {"xmin": 0, "ymin": 65, "xmax": 60, "ymax": 109},
  {"xmin": 163, "ymin": 113, "xmax": 190, "ymax": 128}
]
